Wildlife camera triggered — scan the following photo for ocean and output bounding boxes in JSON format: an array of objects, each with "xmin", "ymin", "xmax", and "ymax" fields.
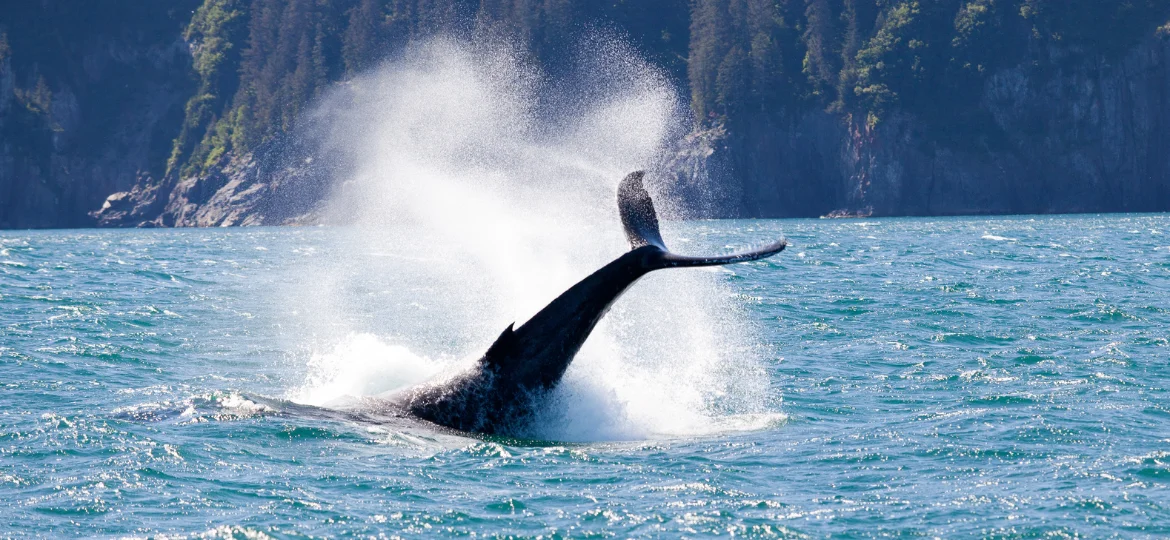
[{"xmin": 1, "ymin": 215, "xmax": 1168, "ymax": 537}]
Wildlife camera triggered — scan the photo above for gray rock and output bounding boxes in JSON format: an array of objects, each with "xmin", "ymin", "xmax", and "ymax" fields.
[{"xmin": 94, "ymin": 131, "xmax": 332, "ymax": 227}]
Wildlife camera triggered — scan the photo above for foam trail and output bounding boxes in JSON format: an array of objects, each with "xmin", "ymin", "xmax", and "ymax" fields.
[{"xmin": 286, "ymin": 35, "xmax": 776, "ymax": 441}]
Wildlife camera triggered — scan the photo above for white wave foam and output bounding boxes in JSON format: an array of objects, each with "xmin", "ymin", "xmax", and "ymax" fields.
[
  {"xmin": 114, "ymin": 392, "xmax": 276, "ymax": 424},
  {"xmin": 981, "ymin": 234, "xmax": 1018, "ymax": 242},
  {"xmin": 216, "ymin": 393, "xmax": 275, "ymax": 415}
]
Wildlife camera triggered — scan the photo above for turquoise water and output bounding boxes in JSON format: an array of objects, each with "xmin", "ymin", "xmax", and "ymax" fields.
[{"xmin": 2, "ymin": 215, "xmax": 1168, "ymax": 537}]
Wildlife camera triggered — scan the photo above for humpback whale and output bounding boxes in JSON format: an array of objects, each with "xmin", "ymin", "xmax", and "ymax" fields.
[{"xmin": 391, "ymin": 171, "xmax": 786, "ymax": 434}]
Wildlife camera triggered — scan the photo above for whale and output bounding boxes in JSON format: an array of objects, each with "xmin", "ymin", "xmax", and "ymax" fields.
[{"xmin": 389, "ymin": 171, "xmax": 787, "ymax": 435}]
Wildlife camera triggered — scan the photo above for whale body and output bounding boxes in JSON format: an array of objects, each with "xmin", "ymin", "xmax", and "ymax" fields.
[{"xmin": 390, "ymin": 171, "xmax": 786, "ymax": 434}]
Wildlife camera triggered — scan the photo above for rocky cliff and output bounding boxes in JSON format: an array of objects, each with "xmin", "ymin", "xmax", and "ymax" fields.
[
  {"xmin": 845, "ymin": 33, "xmax": 1170, "ymax": 216},
  {"xmin": 0, "ymin": 3, "xmax": 198, "ymax": 228},
  {"xmin": 702, "ymin": 32, "xmax": 1170, "ymax": 219}
]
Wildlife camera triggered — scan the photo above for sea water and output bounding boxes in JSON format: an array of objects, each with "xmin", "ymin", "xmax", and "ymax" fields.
[{"xmin": 2, "ymin": 214, "xmax": 1168, "ymax": 537}]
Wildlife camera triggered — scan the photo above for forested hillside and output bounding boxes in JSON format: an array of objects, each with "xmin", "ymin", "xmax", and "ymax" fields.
[
  {"xmin": 1, "ymin": 1, "xmax": 1169, "ymax": 227},
  {"xmin": 691, "ymin": 0, "xmax": 1165, "ymax": 125}
]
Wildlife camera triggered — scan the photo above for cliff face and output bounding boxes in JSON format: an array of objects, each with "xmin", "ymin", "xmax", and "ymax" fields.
[
  {"xmin": 708, "ymin": 33, "xmax": 1170, "ymax": 218},
  {"xmin": 846, "ymin": 33, "xmax": 1170, "ymax": 216},
  {"xmin": 0, "ymin": 4, "xmax": 197, "ymax": 228}
]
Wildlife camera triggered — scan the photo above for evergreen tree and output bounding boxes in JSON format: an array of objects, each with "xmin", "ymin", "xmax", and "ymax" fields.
[
  {"xmin": 802, "ymin": 0, "xmax": 841, "ymax": 104},
  {"xmin": 688, "ymin": 0, "xmax": 732, "ymax": 120},
  {"xmin": 343, "ymin": 0, "xmax": 386, "ymax": 76},
  {"xmin": 834, "ymin": 0, "xmax": 877, "ymax": 110}
]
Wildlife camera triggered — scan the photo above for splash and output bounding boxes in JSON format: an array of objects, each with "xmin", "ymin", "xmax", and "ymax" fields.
[
  {"xmin": 286, "ymin": 35, "xmax": 774, "ymax": 441},
  {"xmin": 290, "ymin": 333, "xmax": 443, "ymax": 407}
]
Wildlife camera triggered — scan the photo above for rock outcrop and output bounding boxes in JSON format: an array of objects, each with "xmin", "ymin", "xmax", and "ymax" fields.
[{"xmin": 93, "ymin": 133, "xmax": 332, "ymax": 227}]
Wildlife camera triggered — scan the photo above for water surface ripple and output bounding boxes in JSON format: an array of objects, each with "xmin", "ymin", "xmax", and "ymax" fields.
[{"xmin": 1, "ymin": 215, "xmax": 1168, "ymax": 537}]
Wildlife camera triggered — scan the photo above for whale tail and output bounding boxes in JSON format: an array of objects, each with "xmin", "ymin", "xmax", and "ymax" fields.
[
  {"xmin": 397, "ymin": 170, "xmax": 787, "ymax": 433},
  {"xmin": 618, "ymin": 171, "xmax": 787, "ymax": 268}
]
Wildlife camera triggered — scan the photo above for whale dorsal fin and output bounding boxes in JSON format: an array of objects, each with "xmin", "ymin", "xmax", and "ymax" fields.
[
  {"xmin": 618, "ymin": 171, "xmax": 666, "ymax": 250},
  {"xmin": 483, "ymin": 322, "xmax": 516, "ymax": 368}
]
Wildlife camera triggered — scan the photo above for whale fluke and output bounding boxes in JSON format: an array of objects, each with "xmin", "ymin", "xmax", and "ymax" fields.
[
  {"xmin": 617, "ymin": 170, "xmax": 667, "ymax": 249},
  {"xmin": 618, "ymin": 170, "xmax": 787, "ymax": 268},
  {"xmin": 392, "ymin": 171, "xmax": 788, "ymax": 435}
]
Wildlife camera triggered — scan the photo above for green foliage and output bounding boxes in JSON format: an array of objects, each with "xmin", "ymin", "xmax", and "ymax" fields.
[
  {"xmin": 686, "ymin": 0, "xmax": 1170, "ymax": 148},
  {"xmin": 716, "ymin": 45, "xmax": 749, "ymax": 113},
  {"xmin": 228, "ymin": 0, "xmax": 337, "ymax": 150},
  {"xmin": 852, "ymin": 1, "xmax": 924, "ymax": 117},
  {"xmin": 2, "ymin": 0, "xmax": 199, "ymax": 168},
  {"xmin": 5, "ymin": 0, "xmax": 1169, "ymax": 216},
  {"xmin": 342, "ymin": 0, "xmax": 387, "ymax": 76},
  {"xmin": 690, "ymin": 0, "xmax": 803, "ymax": 121},
  {"xmin": 951, "ymin": 0, "xmax": 997, "ymax": 73},
  {"xmin": 169, "ymin": 0, "xmax": 250, "ymax": 177},
  {"xmin": 802, "ymin": 0, "xmax": 841, "ymax": 102},
  {"xmin": 1019, "ymin": 0, "xmax": 1166, "ymax": 53},
  {"xmin": 834, "ymin": 0, "xmax": 880, "ymax": 111},
  {"xmin": 16, "ymin": 76, "xmax": 54, "ymax": 116},
  {"xmin": 688, "ymin": 0, "xmax": 727, "ymax": 120}
]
